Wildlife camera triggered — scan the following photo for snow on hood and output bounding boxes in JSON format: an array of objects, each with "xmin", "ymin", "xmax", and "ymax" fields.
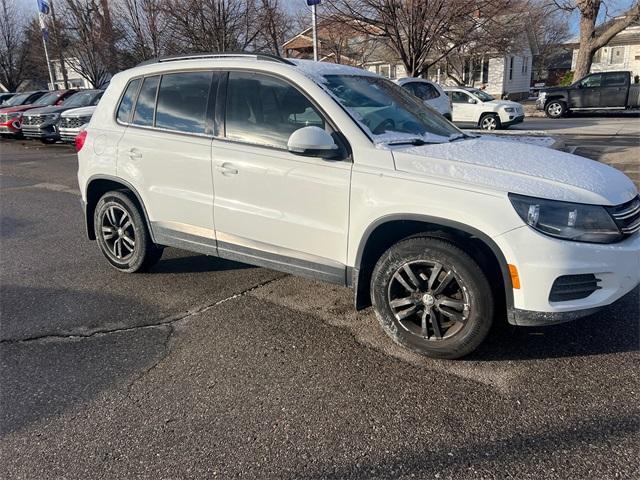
[
  {"xmin": 392, "ymin": 137, "xmax": 637, "ymax": 206},
  {"xmin": 61, "ymin": 106, "xmax": 96, "ymax": 118}
]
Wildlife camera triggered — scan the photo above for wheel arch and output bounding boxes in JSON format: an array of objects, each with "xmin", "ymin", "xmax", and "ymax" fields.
[
  {"xmin": 351, "ymin": 215, "xmax": 513, "ymax": 314},
  {"xmin": 85, "ymin": 175, "xmax": 154, "ymax": 242}
]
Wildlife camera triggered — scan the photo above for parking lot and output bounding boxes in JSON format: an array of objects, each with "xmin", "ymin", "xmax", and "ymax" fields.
[{"xmin": 1, "ymin": 118, "xmax": 639, "ymax": 479}]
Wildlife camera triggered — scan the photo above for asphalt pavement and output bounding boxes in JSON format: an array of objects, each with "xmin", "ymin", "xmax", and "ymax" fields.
[{"xmin": 1, "ymin": 136, "xmax": 638, "ymax": 479}]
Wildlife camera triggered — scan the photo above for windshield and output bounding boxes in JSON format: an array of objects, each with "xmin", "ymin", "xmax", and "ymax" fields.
[
  {"xmin": 322, "ymin": 74, "xmax": 461, "ymax": 144},
  {"xmin": 33, "ymin": 92, "xmax": 62, "ymax": 106},
  {"xmin": 63, "ymin": 91, "xmax": 99, "ymax": 108},
  {"xmin": 4, "ymin": 93, "xmax": 32, "ymax": 106},
  {"xmin": 469, "ymin": 89, "xmax": 494, "ymax": 102}
]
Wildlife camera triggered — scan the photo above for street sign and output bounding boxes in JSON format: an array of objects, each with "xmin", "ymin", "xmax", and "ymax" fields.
[{"xmin": 307, "ymin": 0, "xmax": 321, "ymax": 5}]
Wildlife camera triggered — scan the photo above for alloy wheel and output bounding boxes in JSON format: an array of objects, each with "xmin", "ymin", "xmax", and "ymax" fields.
[
  {"xmin": 387, "ymin": 261, "xmax": 470, "ymax": 340},
  {"xmin": 101, "ymin": 205, "xmax": 136, "ymax": 261},
  {"xmin": 481, "ymin": 116, "xmax": 497, "ymax": 130},
  {"xmin": 547, "ymin": 102, "xmax": 563, "ymax": 117}
]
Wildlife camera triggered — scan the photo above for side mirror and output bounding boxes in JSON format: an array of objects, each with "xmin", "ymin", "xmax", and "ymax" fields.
[
  {"xmin": 467, "ymin": 98, "xmax": 477, "ymax": 104},
  {"xmin": 287, "ymin": 126, "xmax": 339, "ymax": 159}
]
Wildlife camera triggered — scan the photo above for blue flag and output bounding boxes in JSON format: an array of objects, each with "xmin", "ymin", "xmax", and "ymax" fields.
[{"xmin": 37, "ymin": 0, "xmax": 50, "ymax": 15}]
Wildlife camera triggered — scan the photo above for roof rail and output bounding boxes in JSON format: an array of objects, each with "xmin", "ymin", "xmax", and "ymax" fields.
[{"xmin": 137, "ymin": 52, "xmax": 295, "ymax": 67}]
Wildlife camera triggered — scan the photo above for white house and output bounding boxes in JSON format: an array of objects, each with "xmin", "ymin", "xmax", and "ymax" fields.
[
  {"xmin": 570, "ymin": 21, "xmax": 640, "ymax": 82},
  {"xmin": 50, "ymin": 58, "xmax": 95, "ymax": 89}
]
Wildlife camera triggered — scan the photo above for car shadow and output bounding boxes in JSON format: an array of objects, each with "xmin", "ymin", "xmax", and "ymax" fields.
[
  {"xmin": 466, "ymin": 286, "xmax": 639, "ymax": 361},
  {"xmin": 150, "ymin": 252, "xmax": 254, "ymax": 274}
]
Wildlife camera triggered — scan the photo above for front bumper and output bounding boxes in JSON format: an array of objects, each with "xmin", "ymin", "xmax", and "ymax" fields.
[
  {"xmin": 501, "ymin": 115, "xmax": 524, "ymax": 127},
  {"xmin": 495, "ymin": 226, "xmax": 640, "ymax": 326},
  {"xmin": 0, "ymin": 121, "xmax": 21, "ymax": 135},
  {"xmin": 22, "ymin": 124, "xmax": 59, "ymax": 140},
  {"xmin": 59, "ymin": 127, "xmax": 81, "ymax": 143}
]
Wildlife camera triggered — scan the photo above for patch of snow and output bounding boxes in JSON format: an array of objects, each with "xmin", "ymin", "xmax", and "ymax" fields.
[
  {"xmin": 392, "ymin": 137, "xmax": 637, "ymax": 205},
  {"xmin": 479, "ymin": 134, "xmax": 556, "ymax": 148}
]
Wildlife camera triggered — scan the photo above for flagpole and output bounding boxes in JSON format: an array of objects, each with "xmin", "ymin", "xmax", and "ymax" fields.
[
  {"xmin": 36, "ymin": 0, "xmax": 56, "ymax": 90},
  {"xmin": 312, "ymin": 4, "xmax": 318, "ymax": 62}
]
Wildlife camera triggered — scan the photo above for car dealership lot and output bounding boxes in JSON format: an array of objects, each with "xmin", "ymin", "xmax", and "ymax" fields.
[{"xmin": 1, "ymin": 137, "xmax": 638, "ymax": 478}]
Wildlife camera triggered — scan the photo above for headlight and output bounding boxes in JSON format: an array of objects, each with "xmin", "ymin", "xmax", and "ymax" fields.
[
  {"xmin": 509, "ymin": 193, "xmax": 622, "ymax": 244},
  {"xmin": 7, "ymin": 112, "xmax": 21, "ymax": 119},
  {"xmin": 504, "ymin": 107, "xmax": 515, "ymax": 112}
]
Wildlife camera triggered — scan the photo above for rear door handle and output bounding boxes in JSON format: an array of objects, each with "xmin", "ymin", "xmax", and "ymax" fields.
[
  {"xmin": 216, "ymin": 163, "xmax": 238, "ymax": 176},
  {"xmin": 128, "ymin": 148, "xmax": 142, "ymax": 160}
]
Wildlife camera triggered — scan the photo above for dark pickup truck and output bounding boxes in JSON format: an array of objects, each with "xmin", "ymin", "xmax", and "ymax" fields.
[{"xmin": 536, "ymin": 71, "xmax": 640, "ymax": 118}]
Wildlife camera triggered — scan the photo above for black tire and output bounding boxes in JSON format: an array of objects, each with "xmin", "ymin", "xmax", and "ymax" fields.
[
  {"xmin": 371, "ymin": 237, "xmax": 494, "ymax": 359},
  {"xmin": 94, "ymin": 191, "xmax": 163, "ymax": 273},
  {"xmin": 479, "ymin": 113, "xmax": 501, "ymax": 130},
  {"xmin": 41, "ymin": 137, "xmax": 57, "ymax": 145},
  {"xmin": 545, "ymin": 100, "xmax": 566, "ymax": 118}
]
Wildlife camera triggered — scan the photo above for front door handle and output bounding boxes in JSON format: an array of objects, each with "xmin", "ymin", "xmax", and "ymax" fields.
[
  {"xmin": 128, "ymin": 148, "xmax": 142, "ymax": 160},
  {"xmin": 216, "ymin": 163, "xmax": 238, "ymax": 176}
]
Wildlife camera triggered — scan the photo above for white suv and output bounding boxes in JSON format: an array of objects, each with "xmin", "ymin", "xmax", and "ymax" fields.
[
  {"xmin": 444, "ymin": 87, "xmax": 525, "ymax": 130},
  {"xmin": 396, "ymin": 78, "xmax": 452, "ymax": 120},
  {"xmin": 77, "ymin": 54, "xmax": 640, "ymax": 359}
]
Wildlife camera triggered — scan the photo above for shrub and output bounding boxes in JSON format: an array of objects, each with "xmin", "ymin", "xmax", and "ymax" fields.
[{"xmin": 559, "ymin": 71, "xmax": 574, "ymax": 86}]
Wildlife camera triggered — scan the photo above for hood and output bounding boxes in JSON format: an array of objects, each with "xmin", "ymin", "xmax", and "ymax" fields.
[
  {"xmin": 392, "ymin": 137, "xmax": 637, "ymax": 206},
  {"xmin": 61, "ymin": 106, "xmax": 97, "ymax": 118},
  {"xmin": 485, "ymin": 99, "xmax": 521, "ymax": 108},
  {"xmin": 22, "ymin": 105, "xmax": 69, "ymax": 116},
  {"xmin": 0, "ymin": 104, "xmax": 41, "ymax": 114},
  {"xmin": 540, "ymin": 86, "xmax": 567, "ymax": 94}
]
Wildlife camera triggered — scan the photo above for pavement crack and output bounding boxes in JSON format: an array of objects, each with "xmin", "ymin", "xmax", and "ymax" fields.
[{"xmin": 0, "ymin": 275, "xmax": 287, "ymax": 345}]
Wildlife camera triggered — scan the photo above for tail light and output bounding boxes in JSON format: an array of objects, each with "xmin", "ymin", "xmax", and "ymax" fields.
[{"xmin": 75, "ymin": 129, "xmax": 88, "ymax": 152}]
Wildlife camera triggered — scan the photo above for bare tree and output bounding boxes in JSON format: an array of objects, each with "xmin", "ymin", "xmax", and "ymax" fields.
[
  {"xmin": 325, "ymin": 0, "xmax": 515, "ymax": 77},
  {"xmin": 116, "ymin": 0, "xmax": 171, "ymax": 63},
  {"xmin": 254, "ymin": 0, "xmax": 292, "ymax": 56},
  {"xmin": 60, "ymin": 0, "xmax": 113, "ymax": 88},
  {"xmin": 528, "ymin": 2, "xmax": 571, "ymax": 83},
  {"xmin": 556, "ymin": 0, "xmax": 640, "ymax": 79},
  {"xmin": 0, "ymin": 0, "xmax": 30, "ymax": 91},
  {"xmin": 163, "ymin": 0, "xmax": 261, "ymax": 53}
]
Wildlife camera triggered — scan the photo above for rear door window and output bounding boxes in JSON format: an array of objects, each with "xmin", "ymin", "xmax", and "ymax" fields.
[
  {"xmin": 117, "ymin": 79, "xmax": 141, "ymax": 123},
  {"xmin": 603, "ymin": 73, "xmax": 628, "ymax": 87},
  {"xmin": 132, "ymin": 75, "xmax": 160, "ymax": 127},
  {"xmin": 155, "ymin": 71, "xmax": 215, "ymax": 134}
]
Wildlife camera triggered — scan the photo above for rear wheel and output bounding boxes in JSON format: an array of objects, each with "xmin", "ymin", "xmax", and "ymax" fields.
[
  {"xmin": 545, "ymin": 100, "xmax": 566, "ymax": 118},
  {"xmin": 94, "ymin": 191, "xmax": 163, "ymax": 273},
  {"xmin": 371, "ymin": 237, "xmax": 494, "ymax": 359},
  {"xmin": 479, "ymin": 113, "xmax": 500, "ymax": 130}
]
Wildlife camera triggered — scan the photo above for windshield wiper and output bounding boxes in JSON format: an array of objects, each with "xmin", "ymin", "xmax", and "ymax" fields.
[
  {"xmin": 385, "ymin": 138, "xmax": 432, "ymax": 146},
  {"xmin": 448, "ymin": 133, "xmax": 471, "ymax": 142}
]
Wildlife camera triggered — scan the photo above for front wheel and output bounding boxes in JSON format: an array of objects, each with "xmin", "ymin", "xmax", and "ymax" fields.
[
  {"xmin": 479, "ymin": 113, "xmax": 500, "ymax": 130},
  {"xmin": 371, "ymin": 237, "xmax": 494, "ymax": 359},
  {"xmin": 41, "ymin": 137, "xmax": 57, "ymax": 145},
  {"xmin": 94, "ymin": 191, "xmax": 163, "ymax": 273},
  {"xmin": 545, "ymin": 100, "xmax": 566, "ymax": 118}
]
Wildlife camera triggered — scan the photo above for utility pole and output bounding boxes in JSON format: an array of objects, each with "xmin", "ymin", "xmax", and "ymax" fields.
[{"xmin": 49, "ymin": 0, "xmax": 69, "ymax": 89}]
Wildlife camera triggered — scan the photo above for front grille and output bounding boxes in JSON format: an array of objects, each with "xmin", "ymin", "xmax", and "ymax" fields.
[
  {"xmin": 60, "ymin": 116, "xmax": 89, "ymax": 129},
  {"xmin": 549, "ymin": 274, "xmax": 601, "ymax": 302},
  {"xmin": 22, "ymin": 115, "xmax": 44, "ymax": 126},
  {"xmin": 607, "ymin": 196, "xmax": 640, "ymax": 237}
]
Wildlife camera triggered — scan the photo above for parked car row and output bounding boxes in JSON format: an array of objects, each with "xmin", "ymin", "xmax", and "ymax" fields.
[
  {"xmin": 0, "ymin": 89, "xmax": 102, "ymax": 144},
  {"xmin": 396, "ymin": 78, "xmax": 525, "ymax": 130}
]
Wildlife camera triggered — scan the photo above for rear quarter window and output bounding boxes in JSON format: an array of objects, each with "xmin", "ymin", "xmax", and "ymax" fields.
[{"xmin": 116, "ymin": 78, "xmax": 141, "ymax": 123}]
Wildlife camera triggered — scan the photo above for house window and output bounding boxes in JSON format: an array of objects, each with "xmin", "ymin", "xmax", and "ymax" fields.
[
  {"xmin": 593, "ymin": 48, "xmax": 603, "ymax": 63},
  {"xmin": 509, "ymin": 57, "xmax": 514, "ymax": 81},
  {"xmin": 610, "ymin": 46, "xmax": 625, "ymax": 65},
  {"xmin": 522, "ymin": 57, "xmax": 528, "ymax": 74},
  {"xmin": 379, "ymin": 64, "xmax": 391, "ymax": 78},
  {"xmin": 463, "ymin": 58, "xmax": 489, "ymax": 84}
]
